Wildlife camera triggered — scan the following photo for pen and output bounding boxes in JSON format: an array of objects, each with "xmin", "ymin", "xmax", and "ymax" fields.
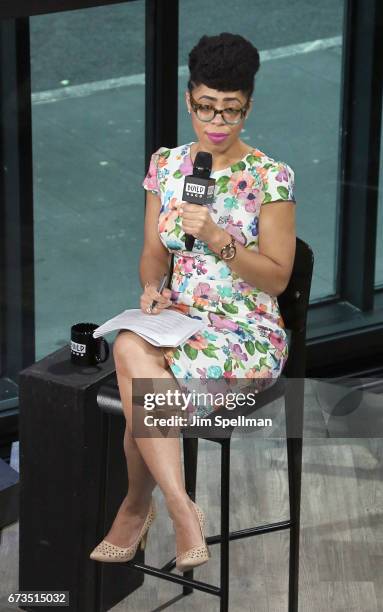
[{"xmin": 149, "ymin": 272, "xmax": 169, "ymax": 310}]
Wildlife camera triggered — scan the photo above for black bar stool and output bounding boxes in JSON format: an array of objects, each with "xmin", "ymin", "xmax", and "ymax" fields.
[{"xmin": 96, "ymin": 236, "xmax": 314, "ymax": 611}]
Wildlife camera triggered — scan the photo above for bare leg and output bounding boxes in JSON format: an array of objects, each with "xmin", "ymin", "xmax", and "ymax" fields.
[
  {"xmin": 103, "ymin": 422, "xmax": 157, "ymax": 547},
  {"xmin": 106, "ymin": 330, "xmax": 204, "ymax": 556},
  {"xmin": 123, "ymin": 424, "xmax": 156, "ymax": 508}
]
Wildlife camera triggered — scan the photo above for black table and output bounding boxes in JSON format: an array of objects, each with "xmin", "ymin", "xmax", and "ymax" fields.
[{"xmin": 18, "ymin": 344, "xmax": 143, "ymax": 611}]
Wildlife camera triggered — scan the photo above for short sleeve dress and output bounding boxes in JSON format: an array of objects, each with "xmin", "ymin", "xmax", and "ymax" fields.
[{"xmin": 142, "ymin": 141, "xmax": 296, "ymax": 422}]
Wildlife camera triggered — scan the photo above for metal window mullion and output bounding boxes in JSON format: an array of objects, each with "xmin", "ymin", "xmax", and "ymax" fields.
[
  {"xmin": 0, "ymin": 1, "xmax": 135, "ymax": 19},
  {"xmin": 338, "ymin": 0, "xmax": 383, "ymax": 310},
  {"xmin": 0, "ymin": 17, "xmax": 35, "ymax": 378},
  {"xmin": 145, "ymin": 0, "xmax": 178, "ymax": 170}
]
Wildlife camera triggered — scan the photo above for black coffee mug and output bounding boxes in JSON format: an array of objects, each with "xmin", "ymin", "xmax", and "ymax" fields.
[{"xmin": 71, "ymin": 322, "xmax": 109, "ymax": 366}]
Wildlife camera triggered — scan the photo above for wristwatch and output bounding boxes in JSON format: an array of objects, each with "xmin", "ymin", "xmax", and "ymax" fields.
[{"xmin": 220, "ymin": 235, "xmax": 237, "ymax": 260}]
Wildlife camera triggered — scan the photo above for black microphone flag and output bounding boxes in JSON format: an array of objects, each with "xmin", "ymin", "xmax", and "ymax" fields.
[{"xmin": 182, "ymin": 151, "xmax": 216, "ymax": 251}]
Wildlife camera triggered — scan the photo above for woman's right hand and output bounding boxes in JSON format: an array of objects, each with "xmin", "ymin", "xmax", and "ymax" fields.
[{"xmin": 140, "ymin": 282, "xmax": 173, "ymax": 315}]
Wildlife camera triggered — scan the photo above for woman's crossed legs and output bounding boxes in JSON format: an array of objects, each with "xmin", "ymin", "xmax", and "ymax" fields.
[{"xmin": 103, "ymin": 330, "xmax": 203, "ymax": 559}]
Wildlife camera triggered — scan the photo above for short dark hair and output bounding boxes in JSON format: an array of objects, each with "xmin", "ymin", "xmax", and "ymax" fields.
[{"xmin": 187, "ymin": 32, "xmax": 260, "ymax": 99}]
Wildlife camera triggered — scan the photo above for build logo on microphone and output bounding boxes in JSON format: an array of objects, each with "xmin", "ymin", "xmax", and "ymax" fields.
[
  {"xmin": 185, "ymin": 182, "xmax": 206, "ymax": 198},
  {"xmin": 182, "ymin": 176, "xmax": 216, "ymax": 204}
]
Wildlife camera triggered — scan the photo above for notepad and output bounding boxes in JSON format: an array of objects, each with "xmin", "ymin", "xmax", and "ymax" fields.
[{"xmin": 92, "ymin": 308, "xmax": 206, "ymax": 347}]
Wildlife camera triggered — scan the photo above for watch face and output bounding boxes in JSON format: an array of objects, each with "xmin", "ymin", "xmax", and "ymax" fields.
[{"xmin": 222, "ymin": 244, "xmax": 236, "ymax": 260}]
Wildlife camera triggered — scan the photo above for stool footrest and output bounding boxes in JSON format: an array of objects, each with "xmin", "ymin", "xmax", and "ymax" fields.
[
  {"xmin": 123, "ymin": 519, "xmax": 292, "ymax": 596},
  {"xmin": 125, "ymin": 560, "xmax": 220, "ymax": 596},
  {"xmin": 206, "ymin": 519, "xmax": 292, "ymax": 546}
]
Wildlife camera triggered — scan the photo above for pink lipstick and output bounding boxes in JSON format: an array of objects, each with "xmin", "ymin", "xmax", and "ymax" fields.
[{"xmin": 206, "ymin": 132, "xmax": 228, "ymax": 144}]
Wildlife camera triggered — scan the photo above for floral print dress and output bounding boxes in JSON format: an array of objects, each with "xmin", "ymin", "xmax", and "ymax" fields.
[{"xmin": 142, "ymin": 141, "xmax": 296, "ymax": 422}]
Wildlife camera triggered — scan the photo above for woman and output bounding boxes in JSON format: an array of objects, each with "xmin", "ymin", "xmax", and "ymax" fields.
[{"xmin": 90, "ymin": 32, "xmax": 296, "ymax": 572}]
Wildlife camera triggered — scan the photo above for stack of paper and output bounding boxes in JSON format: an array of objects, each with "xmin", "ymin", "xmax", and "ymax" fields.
[{"xmin": 92, "ymin": 308, "xmax": 205, "ymax": 347}]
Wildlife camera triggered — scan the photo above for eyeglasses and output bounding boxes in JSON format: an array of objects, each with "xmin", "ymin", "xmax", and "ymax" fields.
[{"xmin": 189, "ymin": 91, "xmax": 250, "ymax": 125}]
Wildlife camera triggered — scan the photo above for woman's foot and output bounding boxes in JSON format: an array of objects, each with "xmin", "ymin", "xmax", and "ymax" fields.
[
  {"xmin": 103, "ymin": 494, "xmax": 153, "ymax": 548},
  {"xmin": 167, "ymin": 495, "xmax": 207, "ymax": 560}
]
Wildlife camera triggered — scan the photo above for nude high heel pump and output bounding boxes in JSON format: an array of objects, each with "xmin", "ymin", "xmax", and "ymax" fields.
[
  {"xmin": 89, "ymin": 497, "xmax": 156, "ymax": 563},
  {"xmin": 175, "ymin": 501, "xmax": 211, "ymax": 572}
]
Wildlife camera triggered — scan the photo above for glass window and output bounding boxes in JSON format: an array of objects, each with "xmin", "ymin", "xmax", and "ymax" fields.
[
  {"xmin": 178, "ymin": 0, "xmax": 345, "ymax": 302},
  {"xmin": 30, "ymin": 3, "xmax": 145, "ymax": 360}
]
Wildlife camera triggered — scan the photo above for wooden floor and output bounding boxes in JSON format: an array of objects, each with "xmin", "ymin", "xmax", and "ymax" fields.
[{"xmin": 1, "ymin": 380, "xmax": 382, "ymax": 611}]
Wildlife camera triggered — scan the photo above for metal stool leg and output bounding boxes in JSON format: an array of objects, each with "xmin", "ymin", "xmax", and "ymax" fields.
[
  {"xmin": 220, "ymin": 438, "xmax": 230, "ymax": 612},
  {"xmin": 286, "ymin": 376, "xmax": 304, "ymax": 612},
  {"xmin": 182, "ymin": 436, "xmax": 199, "ymax": 595},
  {"xmin": 183, "ymin": 436, "xmax": 198, "ymax": 501},
  {"xmin": 287, "ymin": 437, "xmax": 302, "ymax": 612}
]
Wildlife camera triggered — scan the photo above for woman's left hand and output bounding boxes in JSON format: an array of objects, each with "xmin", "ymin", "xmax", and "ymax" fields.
[{"xmin": 177, "ymin": 201, "xmax": 220, "ymax": 244}]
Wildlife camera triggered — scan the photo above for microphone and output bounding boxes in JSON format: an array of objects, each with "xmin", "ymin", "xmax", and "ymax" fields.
[{"xmin": 182, "ymin": 151, "xmax": 216, "ymax": 251}]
